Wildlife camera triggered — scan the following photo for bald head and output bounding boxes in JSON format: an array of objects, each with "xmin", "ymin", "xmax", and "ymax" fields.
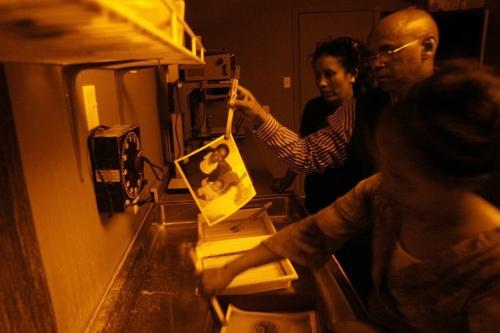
[
  {"xmin": 370, "ymin": 9, "xmax": 439, "ymax": 45},
  {"xmin": 368, "ymin": 9, "xmax": 439, "ymax": 97}
]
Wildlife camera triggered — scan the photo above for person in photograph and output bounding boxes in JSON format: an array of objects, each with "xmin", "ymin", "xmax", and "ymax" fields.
[
  {"xmin": 201, "ymin": 171, "xmax": 255, "ymax": 222},
  {"xmin": 196, "ymin": 178, "xmax": 225, "ymax": 202},
  {"xmin": 199, "ymin": 143, "xmax": 232, "ymax": 182},
  {"xmin": 196, "ymin": 170, "xmax": 241, "ymax": 203},
  {"xmin": 181, "ymin": 142, "xmax": 232, "ymax": 202}
]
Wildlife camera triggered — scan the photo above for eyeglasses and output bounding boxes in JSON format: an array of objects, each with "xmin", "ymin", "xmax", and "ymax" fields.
[{"xmin": 368, "ymin": 37, "xmax": 422, "ymax": 61}]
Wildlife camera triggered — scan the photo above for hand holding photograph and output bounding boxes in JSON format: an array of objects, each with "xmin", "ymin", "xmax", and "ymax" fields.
[{"xmin": 174, "ymin": 134, "xmax": 256, "ymax": 225}]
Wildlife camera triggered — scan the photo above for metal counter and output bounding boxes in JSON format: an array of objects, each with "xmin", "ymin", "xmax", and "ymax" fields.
[{"xmin": 87, "ymin": 194, "xmax": 366, "ymax": 332}]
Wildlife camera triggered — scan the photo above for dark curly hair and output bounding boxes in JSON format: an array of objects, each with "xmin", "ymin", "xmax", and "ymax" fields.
[
  {"xmin": 214, "ymin": 143, "xmax": 230, "ymax": 157},
  {"xmin": 378, "ymin": 61, "xmax": 500, "ymax": 191},
  {"xmin": 310, "ymin": 37, "xmax": 371, "ymax": 95}
]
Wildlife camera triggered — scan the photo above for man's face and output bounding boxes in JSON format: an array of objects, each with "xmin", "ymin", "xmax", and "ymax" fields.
[{"xmin": 368, "ymin": 28, "xmax": 424, "ymax": 95}]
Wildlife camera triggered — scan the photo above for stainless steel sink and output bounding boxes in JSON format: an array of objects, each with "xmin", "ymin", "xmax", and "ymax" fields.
[{"xmin": 149, "ymin": 193, "xmax": 366, "ymax": 332}]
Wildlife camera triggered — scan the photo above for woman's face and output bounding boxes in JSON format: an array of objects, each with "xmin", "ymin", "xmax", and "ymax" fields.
[{"xmin": 314, "ymin": 55, "xmax": 356, "ymax": 104}]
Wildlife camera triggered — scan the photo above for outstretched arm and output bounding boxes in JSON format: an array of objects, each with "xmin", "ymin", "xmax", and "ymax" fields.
[
  {"xmin": 198, "ymin": 175, "xmax": 379, "ymax": 295},
  {"xmin": 198, "ymin": 216, "xmax": 328, "ymax": 296},
  {"xmin": 232, "ymin": 86, "xmax": 355, "ymax": 173}
]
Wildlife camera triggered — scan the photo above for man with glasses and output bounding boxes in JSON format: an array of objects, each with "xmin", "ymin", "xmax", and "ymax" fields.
[
  {"xmin": 368, "ymin": 9, "xmax": 438, "ymax": 101},
  {"xmin": 232, "ymin": 8, "xmax": 439, "ymax": 300}
]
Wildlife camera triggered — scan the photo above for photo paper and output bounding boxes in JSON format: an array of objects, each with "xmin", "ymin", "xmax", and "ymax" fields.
[{"xmin": 174, "ymin": 134, "xmax": 256, "ymax": 225}]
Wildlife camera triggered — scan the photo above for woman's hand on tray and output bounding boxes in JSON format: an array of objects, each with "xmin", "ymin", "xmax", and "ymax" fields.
[{"xmin": 197, "ymin": 265, "xmax": 236, "ymax": 296}]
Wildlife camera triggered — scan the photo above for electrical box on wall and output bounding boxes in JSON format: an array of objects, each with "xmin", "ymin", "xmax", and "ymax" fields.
[{"xmin": 89, "ymin": 124, "xmax": 144, "ymax": 213}]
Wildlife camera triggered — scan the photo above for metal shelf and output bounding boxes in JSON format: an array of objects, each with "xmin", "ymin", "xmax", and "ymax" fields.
[{"xmin": 0, "ymin": 0, "xmax": 205, "ymax": 65}]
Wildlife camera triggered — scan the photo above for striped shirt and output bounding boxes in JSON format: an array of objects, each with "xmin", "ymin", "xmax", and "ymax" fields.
[{"xmin": 254, "ymin": 100, "xmax": 356, "ymax": 174}]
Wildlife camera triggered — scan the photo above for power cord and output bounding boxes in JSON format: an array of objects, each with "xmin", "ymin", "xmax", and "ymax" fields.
[
  {"xmin": 128, "ymin": 155, "xmax": 166, "ymax": 208},
  {"xmin": 140, "ymin": 156, "xmax": 166, "ymax": 181}
]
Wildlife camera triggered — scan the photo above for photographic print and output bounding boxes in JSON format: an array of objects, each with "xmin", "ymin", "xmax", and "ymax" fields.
[
  {"xmin": 174, "ymin": 134, "xmax": 256, "ymax": 226},
  {"xmin": 221, "ymin": 305, "xmax": 318, "ymax": 333}
]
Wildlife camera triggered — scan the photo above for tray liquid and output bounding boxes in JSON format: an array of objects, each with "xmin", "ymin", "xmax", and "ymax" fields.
[
  {"xmin": 200, "ymin": 215, "xmax": 271, "ymax": 243},
  {"xmin": 202, "ymin": 252, "xmax": 287, "ymax": 286}
]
